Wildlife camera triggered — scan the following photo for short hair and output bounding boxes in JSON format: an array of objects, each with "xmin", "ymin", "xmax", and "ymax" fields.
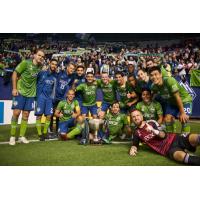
[
  {"xmin": 111, "ymin": 101, "xmax": 120, "ymax": 107},
  {"xmin": 67, "ymin": 89, "xmax": 75, "ymax": 95},
  {"xmin": 50, "ymin": 58, "xmax": 58, "ymax": 63},
  {"xmin": 130, "ymin": 109, "xmax": 142, "ymax": 115},
  {"xmin": 34, "ymin": 49, "xmax": 45, "ymax": 54},
  {"xmin": 67, "ymin": 62, "xmax": 75, "ymax": 68},
  {"xmin": 146, "ymin": 58, "xmax": 154, "ymax": 63},
  {"xmin": 141, "ymin": 88, "xmax": 151, "ymax": 94},
  {"xmin": 148, "ymin": 66, "xmax": 161, "ymax": 74},
  {"xmin": 76, "ymin": 65, "xmax": 84, "ymax": 70},
  {"xmin": 137, "ymin": 68, "xmax": 147, "ymax": 74},
  {"xmin": 128, "ymin": 74, "xmax": 136, "ymax": 80},
  {"xmin": 115, "ymin": 71, "xmax": 124, "ymax": 77}
]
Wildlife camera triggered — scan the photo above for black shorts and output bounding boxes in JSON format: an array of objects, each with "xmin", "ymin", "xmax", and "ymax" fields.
[{"xmin": 167, "ymin": 134, "xmax": 196, "ymax": 160}]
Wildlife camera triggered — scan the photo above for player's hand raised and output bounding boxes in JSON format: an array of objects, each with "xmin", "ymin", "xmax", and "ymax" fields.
[
  {"xmin": 12, "ymin": 89, "xmax": 19, "ymax": 96},
  {"xmin": 129, "ymin": 146, "xmax": 137, "ymax": 156}
]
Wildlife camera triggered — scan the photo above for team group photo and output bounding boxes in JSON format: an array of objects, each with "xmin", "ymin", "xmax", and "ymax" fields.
[{"xmin": 0, "ymin": 33, "xmax": 200, "ymax": 165}]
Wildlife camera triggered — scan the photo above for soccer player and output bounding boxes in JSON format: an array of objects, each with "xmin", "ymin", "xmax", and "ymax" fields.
[
  {"xmin": 137, "ymin": 68, "xmax": 152, "ymax": 90},
  {"xmin": 129, "ymin": 109, "xmax": 200, "ymax": 165},
  {"xmin": 149, "ymin": 66, "xmax": 192, "ymax": 134},
  {"xmin": 102, "ymin": 102, "xmax": 131, "ymax": 143},
  {"xmin": 96, "ymin": 72, "xmax": 117, "ymax": 119},
  {"xmin": 146, "ymin": 58, "xmax": 169, "ymax": 77},
  {"xmin": 9, "ymin": 49, "xmax": 45, "ymax": 145},
  {"xmin": 49, "ymin": 62, "xmax": 75, "ymax": 133},
  {"xmin": 114, "ymin": 72, "xmax": 138, "ymax": 113},
  {"xmin": 35, "ymin": 59, "xmax": 57, "ymax": 141},
  {"xmin": 54, "ymin": 89, "xmax": 81, "ymax": 140},
  {"xmin": 73, "ymin": 65, "xmax": 86, "ymax": 110},
  {"xmin": 75, "ymin": 72, "xmax": 98, "ymax": 119},
  {"xmin": 136, "ymin": 89, "xmax": 163, "ymax": 125}
]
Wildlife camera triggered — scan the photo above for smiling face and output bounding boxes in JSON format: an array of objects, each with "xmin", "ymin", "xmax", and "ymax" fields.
[
  {"xmin": 128, "ymin": 76, "xmax": 136, "ymax": 87},
  {"xmin": 76, "ymin": 67, "xmax": 84, "ymax": 77},
  {"xmin": 141, "ymin": 90, "xmax": 151, "ymax": 103},
  {"xmin": 137, "ymin": 69, "xmax": 147, "ymax": 81},
  {"xmin": 34, "ymin": 50, "xmax": 45, "ymax": 65},
  {"xmin": 111, "ymin": 103, "xmax": 120, "ymax": 114},
  {"xmin": 101, "ymin": 73, "xmax": 109, "ymax": 84},
  {"xmin": 131, "ymin": 110, "xmax": 143, "ymax": 127},
  {"xmin": 115, "ymin": 73, "xmax": 124, "ymax": 84},
  {"xmin": 67, "ymin": 64, "xmax": 75, "ymax": 75},
  {"xmin": 66, "ymin": 90, "xmax": 75, "ymax": 102},
  {"xmin": 86, "ymin": 73, "xmax": 94, "ymax": 83},
  {"xmin": 150, "ymin": 70, "xmax": 162, "ymax": 85},
  {"xmin": 50, "ymin": 60, "xmax": 57, "ymax": 72}
]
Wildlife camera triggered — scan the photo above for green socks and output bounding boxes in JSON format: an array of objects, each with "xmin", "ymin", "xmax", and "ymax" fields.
[
  {"xmin": 165, "ymin": 120, "xmax": 176, "ymax": 133},
  {"xmin": 181, "ymin": 122, "xmax": 190, "ymax": 134},
  {"xmin": 10, "ymin": 117, "xmax": 18, "ymax": 137},
  {"xmin": 67, "ymin": 126, "xmax": 82, "ymax": 139},
  {"xmin": 43, "ymin": 119, "xmax": 51, "ymax": 135},
  {"xmin": 19, "ymin": 119, "xmax": 28, "ymax": 137},
  {"xmin": 36, "ymin": 119, "xmax": 42, "ymax": 136}
]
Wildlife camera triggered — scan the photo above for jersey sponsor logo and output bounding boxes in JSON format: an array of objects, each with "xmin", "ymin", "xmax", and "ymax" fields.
[
  {"xmin": 179, "ymin": 80, "xmax": 197, "ymax": 100},
  {"xmin": 45, "ymin": 80, "xmax": 55, "ymax": 85},
  {"xmin": 108, "ymin": 120, "xmax": 118, "ymax": 126}
]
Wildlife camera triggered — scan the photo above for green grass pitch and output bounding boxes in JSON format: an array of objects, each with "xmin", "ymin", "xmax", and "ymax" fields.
[{"xmin": 0, "ymin": 121, "xmax": 200, "ymax": 166}]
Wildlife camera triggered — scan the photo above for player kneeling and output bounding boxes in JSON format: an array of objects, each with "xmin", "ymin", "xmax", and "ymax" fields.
[
  {"xmin": 55, "ymin": 90, "xmax": 82, "ymax": 140},
  {"xmin": 101, "ymin": 102, "xmax": 131, "ymax": 144}
]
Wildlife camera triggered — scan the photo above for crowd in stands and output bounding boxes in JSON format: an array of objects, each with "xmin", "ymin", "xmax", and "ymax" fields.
[{"xmin": 1, "ymin": 37, "xmax": 200, "ymax": 80}]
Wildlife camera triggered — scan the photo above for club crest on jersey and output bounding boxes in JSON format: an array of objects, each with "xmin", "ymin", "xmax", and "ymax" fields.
[{"xmin": 13, "ymin": 101, "xmax": 18, "ymax": 106}]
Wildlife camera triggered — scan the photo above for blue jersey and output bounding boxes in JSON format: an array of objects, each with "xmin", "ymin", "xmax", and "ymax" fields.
[
  {"xmin": 37, "ymin": 70, "xmax": 57, "ymax": 99},
  {"xmin": 55, "ymin": 71, "xmax": 75, "ymax": 101},
  {"xmin": 74, "ymin": 74, "xmax": 86, "ymax": 102}
]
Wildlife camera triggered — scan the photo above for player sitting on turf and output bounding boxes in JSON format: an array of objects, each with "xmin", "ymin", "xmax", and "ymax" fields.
[
  {"xmin": 54, "ymin": 89, "xmax": 82, "ymax": 140},
  {"xmin": 35, "ymin": 59, "xmax": 57, "ymax": 141},
  {"xmin": 136, "ymin": 88, "xmax": 163, "ymax": 125},
  {"xmin": 9, "ymin": 49, "xmax": 45, "ymax": 145},
  {"xmin": 129, "ymin": 109, "xmax": 200, "ymax": 165},
  {"xmin": 149, "ymin": 66, "xmax": 192, "ymax": 135},
  {"xmin": 101, "ymin": 102, "xmax": 131, "ymax": 144}
]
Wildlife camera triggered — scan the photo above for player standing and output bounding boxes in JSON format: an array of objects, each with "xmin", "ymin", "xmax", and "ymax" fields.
[
  {"xmin": 96, "ymin": 72, "xmax": 117, "ymax": 119},
  {"xmin": 35, "ymin": 59, "xmax": 57, "ymax": 141},
  {"xmin": 9, "ymin": 49, "xmax": 45, "ymax": 145},
  {"xmin": 149, "ymin": 66, "xmax": 192, "ymax": 134}
]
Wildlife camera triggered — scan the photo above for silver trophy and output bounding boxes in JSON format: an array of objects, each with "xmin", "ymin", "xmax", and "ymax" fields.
[{"xmin": 88, "ymin": 119, "xmax": 104, "ymax": 143}]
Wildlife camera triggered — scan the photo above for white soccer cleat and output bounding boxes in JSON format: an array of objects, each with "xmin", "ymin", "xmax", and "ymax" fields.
[
  {"xmin": 9, "ymin": 136, "xmax": 16, "ymax": 146},
  {"xmin": 18, "ymin": 137, "xmax": 29, "ymax": 144}
]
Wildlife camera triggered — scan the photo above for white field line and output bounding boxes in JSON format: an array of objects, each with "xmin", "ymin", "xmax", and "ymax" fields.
[{"xmin": 0, "ymin": 139, "xmax": 131, "ymax": 145}]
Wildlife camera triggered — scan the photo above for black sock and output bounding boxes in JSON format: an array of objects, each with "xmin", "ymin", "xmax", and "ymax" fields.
[{"xmin": 184, "ymin": 154, "xmax": 200, "ymax": 165}]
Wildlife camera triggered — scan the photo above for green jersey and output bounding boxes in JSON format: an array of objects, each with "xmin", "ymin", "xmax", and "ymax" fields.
[
  {"xmin": 113, "ymin": 81, "xmax": 133, "ymax": 104},
  {"xmin": 161, "ymin": 65, "xmax": 169, "ymax": 77},
  {"xmin": 56, "ymin": 99, "xmax": 79, "ymax": 122},
  {"xmin": 76, "ymin": 82, "xmax": 97, "ymax": 106},
  {"xmin": 105, "ymin": 112, "xmax": 128, "ymax": 135},
  {"xmin": 15, "ymin": 60, "xmax": 41, "ymax": 97},
  {"xmin": 97, "ymin": 79, "xmax": 116, "ymax": 104},
  {"xmin": 136, "ymin": 100, "xmax": 163, "ymax": 121},
  {"xmin": 151, "ymin": 77, "xmax": 192, "ymax": 105}
]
